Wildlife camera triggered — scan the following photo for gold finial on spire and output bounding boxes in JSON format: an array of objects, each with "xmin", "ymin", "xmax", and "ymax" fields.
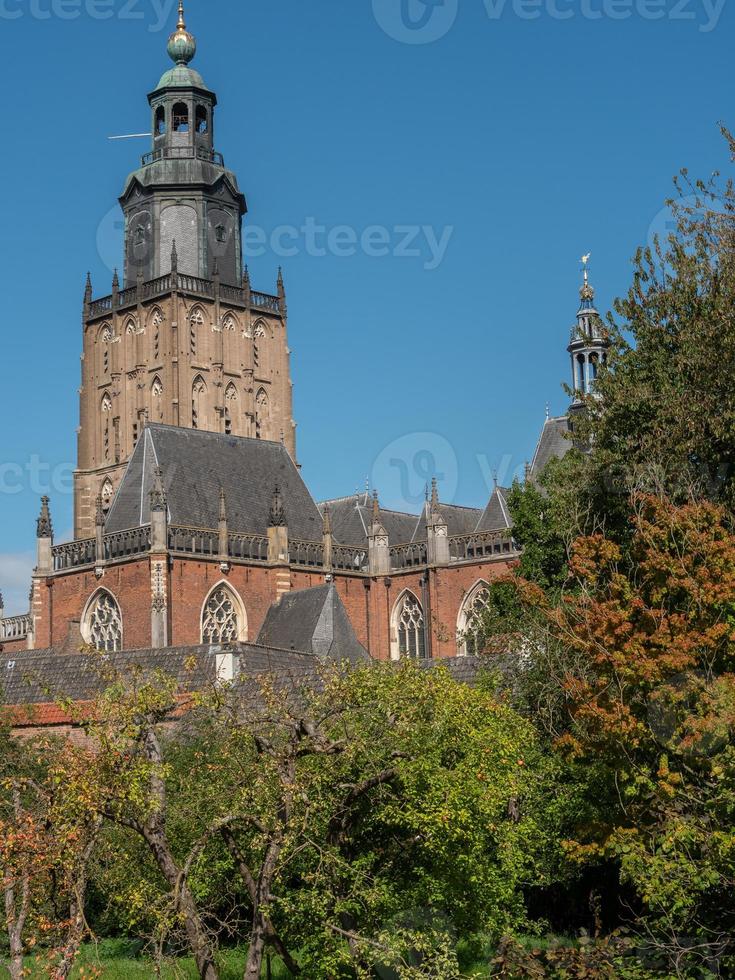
[
  {"xmin": 177, "ymin": 0, "xmax": 186, "ymax": 29},
  {"xmin": 579, "ymin": 252, "xmax": 594, "ymax": 303}
]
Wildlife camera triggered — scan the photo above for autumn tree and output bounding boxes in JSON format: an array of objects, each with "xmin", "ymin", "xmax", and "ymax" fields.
[{"xmin": 514, "ymin": 493, "xmax": 735, "ymax": 973}]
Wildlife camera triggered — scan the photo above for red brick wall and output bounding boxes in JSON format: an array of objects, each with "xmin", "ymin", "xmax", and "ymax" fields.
[{"xmin": 28, "ymin": 554, "xmax": 516, "ymax": 658}]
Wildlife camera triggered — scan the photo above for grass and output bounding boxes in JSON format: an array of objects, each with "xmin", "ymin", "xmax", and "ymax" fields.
[
  {"xmin": 15, "ymin": 933, "xmax": 580, "ymax": 977},
  {"xmin": 18, "ymin": 940, "xmax": 293, "ymax": 979}
]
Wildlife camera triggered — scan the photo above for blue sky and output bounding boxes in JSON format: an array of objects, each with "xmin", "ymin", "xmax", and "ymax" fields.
[{"xmin": 0, "ymin": 0, "xmax": 733, "ymax": 611}]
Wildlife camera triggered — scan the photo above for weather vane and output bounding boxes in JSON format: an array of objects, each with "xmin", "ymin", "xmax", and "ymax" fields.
[{"xmin": 581, "ymin": 252, "xmax": 591, "ymax": 285}]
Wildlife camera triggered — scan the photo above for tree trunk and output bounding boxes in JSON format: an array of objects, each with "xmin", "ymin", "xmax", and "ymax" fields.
[
  {"xmin": 144, "ymin": 830, "xmax": 219, "ymax": 980},
  {"xmin": 244, "ymin": 909, "xmax": 268, "ymax": 980}
]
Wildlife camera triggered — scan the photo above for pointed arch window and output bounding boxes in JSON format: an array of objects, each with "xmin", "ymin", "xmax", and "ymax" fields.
[
  {"xmin": 82, "ymin": 590, "xmax": 122, "ymax": 653},
  {"xmin": 255, "ymin": 387, "xmax": 268, "ymax": 440},
  {"xmin": 225, "ymin": 383, "xmax": 237, "ymax": 435},
  {"xmin": 192, "ymin": 375, "xmax": 206, "ymax": 429},
  {"xmin": 172, "ymin": 102, "xmax": 189, "ymax": 133},
  {"xmin": 99, "ymin": 325, "xmax": 112, "ymax": 376},
  {"xmin": 190, "ymin": 307, "xmax": 205, "ymax": 357},
  {"xmin": 202, "ymin": 584, "xmax": 246, "ymax": 644},
  {"xmin": 457, "ymin": 582, "xmax": 491, "ymax": 657},
  {"xmin": 149, "ymin": 308, "xmax": 164, "ymax": 361},
  {"xmin": 101, "ymin": 392, "xmax": 112, "ymax": 462},
  {"xmin": 151, "ymin": 376, "xmax": 164, "ymax": 421},
  {"xmin": 100, "ymin": 478, "xmax": 114, "ymax": 518},
  {"xmin": 393, "ymin": 592, "xmax": 426, "ymax": 660}
]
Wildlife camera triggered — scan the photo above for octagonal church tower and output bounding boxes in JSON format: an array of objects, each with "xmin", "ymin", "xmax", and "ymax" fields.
[{"xmin": 74, "ymin": 3, "xmax": 296, "ymax": 539}]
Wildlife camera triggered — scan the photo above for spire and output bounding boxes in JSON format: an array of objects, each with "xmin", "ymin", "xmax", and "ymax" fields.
[
  {"xmin": 0, "ymin": 591, "xmax": 4, "ymax": 617},
  {"xmin": 430, "ymin": 477, "xmax": 439, "ymax": 512},
  {"xmin": 322, "ymin": 504, "xmax": 332, "ymax": 536},
  {"xmin": 112, "ymin": 268, "xmax": 119, "ymax": 292},
  {"xmin": 150, "ymin": 466, "xmax": 167, "ymax": 512},
  {"xmin": 371, "ymin": 489, "xmax": 380, "ymax": 524},
  {"xmin": 568, "ymin": 254, "xmax": 608, "ymax": 408},
  {"xmin": 219, "ymin": 487, "xmax": 227, "ymax": 523},
  {"xmin": 171, "ymin": 239, "xmax": 178, "ymax": 274},
  {"xmin": 579, "ymin": 252, "xmax": 595, "ymax": 308},
  {"xmin": 167, "ymin": 0, "xmax": 197, "ymax": 66},
  {"xmin": 84, "ymin": 272, "xmax": 92, "ymax": 303},
  {"xmin": 277, "ymin": 267, "xmax": 287, "ymax": 315},
  {"xmin": 269, "ymin": 484, "xmax": 286, "ymax": 527},
  {"xmin": 36, "ymin": 497, "xmax": 53, "ymax": 539}
]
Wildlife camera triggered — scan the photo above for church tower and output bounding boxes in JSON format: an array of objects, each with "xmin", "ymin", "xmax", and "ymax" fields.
[
  {"xmin": 74, "ymin": 3, "xmax": 297, "ymax": 539},
  {"xmin": 567, "ymin": 256, "xmax": 608, "ymax": 411}
]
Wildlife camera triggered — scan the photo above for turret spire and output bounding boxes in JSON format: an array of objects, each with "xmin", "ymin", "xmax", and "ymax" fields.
[
  {"xmin": 167, "ymin": 0, "xmax": 196, "ymax": 66},
  {"xmin": 568, "ymin": 255, "xmax": 608, "ymax": 409}
]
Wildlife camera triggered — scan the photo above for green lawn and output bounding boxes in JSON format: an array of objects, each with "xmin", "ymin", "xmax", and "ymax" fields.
[
  {"xmin": 19, "ymin": 941, "xmax": 290, "ymax": 979},
  {"xmin": 13, "ymin": 936, "xmax": 498, "ymax": 978}
]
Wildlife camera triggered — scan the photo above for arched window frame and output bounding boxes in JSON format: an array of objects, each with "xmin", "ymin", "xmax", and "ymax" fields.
[
  {"xmin": 192, "ymin": 374, "xmax": 207, "ymax": 429},
  {"xmin": 189, "ymin": 306, "xmax": 205, "ymax": 358},
  {"xmin": 195, "ymin": 105, "xmax": 208, "ymax": 134},
  {"xmin": 98, "ymin": 323, "xmax": 112, "ymax": 377},
  {"xmin": 254, "ymin": 387, "xmax": 269, "ymax": 440},
  {"xmin": 224, "ymin": 382, "xmax": 238, "ymax": 435},
  {"xmin": 172, "ymin": 102, "xmax": 189, "ymax": 132},
  {"xmin": 390, "ymin": 590, "xmax": 426, "ymax": 661},
  {"xmin": 456, "ymin": 580, "xmax": 491, "ymax": 657},
  {"xmin": 200, "ymin": 581, "xmax": 247, "ymax": 644},
  {"xmin": 155, "ymin": 105, "xmax": 166, "ymax": 135},
  {"xmin": 81, "ymin": 588, "xmax": 123, "ymax": 653},
  {"xmin": 100, "ymin": 478, "xmax": 114, "ymax": 518},
  {"xmin": 101, "ymin": 392, "xmax": 113, "ymax": 461}
]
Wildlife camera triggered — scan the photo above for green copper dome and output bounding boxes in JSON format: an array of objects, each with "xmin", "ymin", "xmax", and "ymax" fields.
[{"xmin": 156, "ymin": 65, "xmax": 207, "ymax": 89}]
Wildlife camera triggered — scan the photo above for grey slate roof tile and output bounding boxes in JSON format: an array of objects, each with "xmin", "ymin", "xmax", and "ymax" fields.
[
  {"xmin": 106, "ymin": 425, "xmax": 323, "ymax": 540},
  {"xmin": 529, "ymin": 416, "xmax": 572, "ymax": 478},
  {"xmin": 256, "ymin": 584, "xmax": 370, "ymax": 663}
]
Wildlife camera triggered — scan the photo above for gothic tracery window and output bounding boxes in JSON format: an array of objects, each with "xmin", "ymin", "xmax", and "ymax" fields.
[
  {"xmin": 100, "ymin": 479, "xmax": 114, "ymax": 517},
  {"xmin": 152, "ymin": 376, "xmax": 164, "ymax": 421},
  {"xmin": 192, "ymin": 375, "xmax": 206, "ymax": 429},
  {"xmin": 458, "ymin": 583, "xmax": 491, "ymax": 657},
  {"xmin": 83, "ymin": 590, "xmax": 122, "ymax": 653},
  {"xmin": 202, "ymin": 585, "xmax": 245, "ymax": 644},
  {"xmin": 225, "ymin": 383, "xmax": 237, "ymax": 435},
  {"xmin": 101, "ymin": 392, "xmax": 112, "ymax": 461},
  {"xmin": 255, "ymin": 387, "xmax": 268, "ymax": 440},
  {"xmin": 394, "ymin": 592, "xmax": 426, "ymax": 660},
  {"xmin": 190, "ymin": 307, "xmax": 205, "ymax": 357}
]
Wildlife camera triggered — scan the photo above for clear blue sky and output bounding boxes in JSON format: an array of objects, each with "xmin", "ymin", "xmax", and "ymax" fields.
[{"xmin": 0, "ymin": 0, "xmax": 733, "ymax": 611}]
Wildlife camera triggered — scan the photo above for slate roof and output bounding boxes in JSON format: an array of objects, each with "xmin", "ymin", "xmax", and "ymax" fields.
[
  {"xmin": 476, "ymin": 486, "xmax": 513, "ymax": 532},
  {"xmin": 529, "ymin": 415, "xmax": 572, "ymax": 479},
  {"xmin": 256, "ymin": 584, "xmax": 370, "ymax": 663},
  {"xmin": 319, "ymin": 493, "xmax": 488, "ymax": 547},
  {"xmin": 0, "ymin": 644, "xmax": 320, "ymax": 707},
  {"xmin": 106, "ymin": 425, "xmax": 323, "ymax": 540}
]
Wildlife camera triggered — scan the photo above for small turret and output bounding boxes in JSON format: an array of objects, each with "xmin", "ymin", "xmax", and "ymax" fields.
[
  {"xmin": 568, "ymin": 254, "xmax": 609, "ymax": 410},
  {"xmin": 36, "ymin": 497, "xmax": 53, "ymax": 575},
  {"xmin": 426, "ymin": 478, "xmax": 449, "ymax": 566},
  {"xmin": 368, "ymin": 491, "xmax": 390, "ymax": 576}
]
